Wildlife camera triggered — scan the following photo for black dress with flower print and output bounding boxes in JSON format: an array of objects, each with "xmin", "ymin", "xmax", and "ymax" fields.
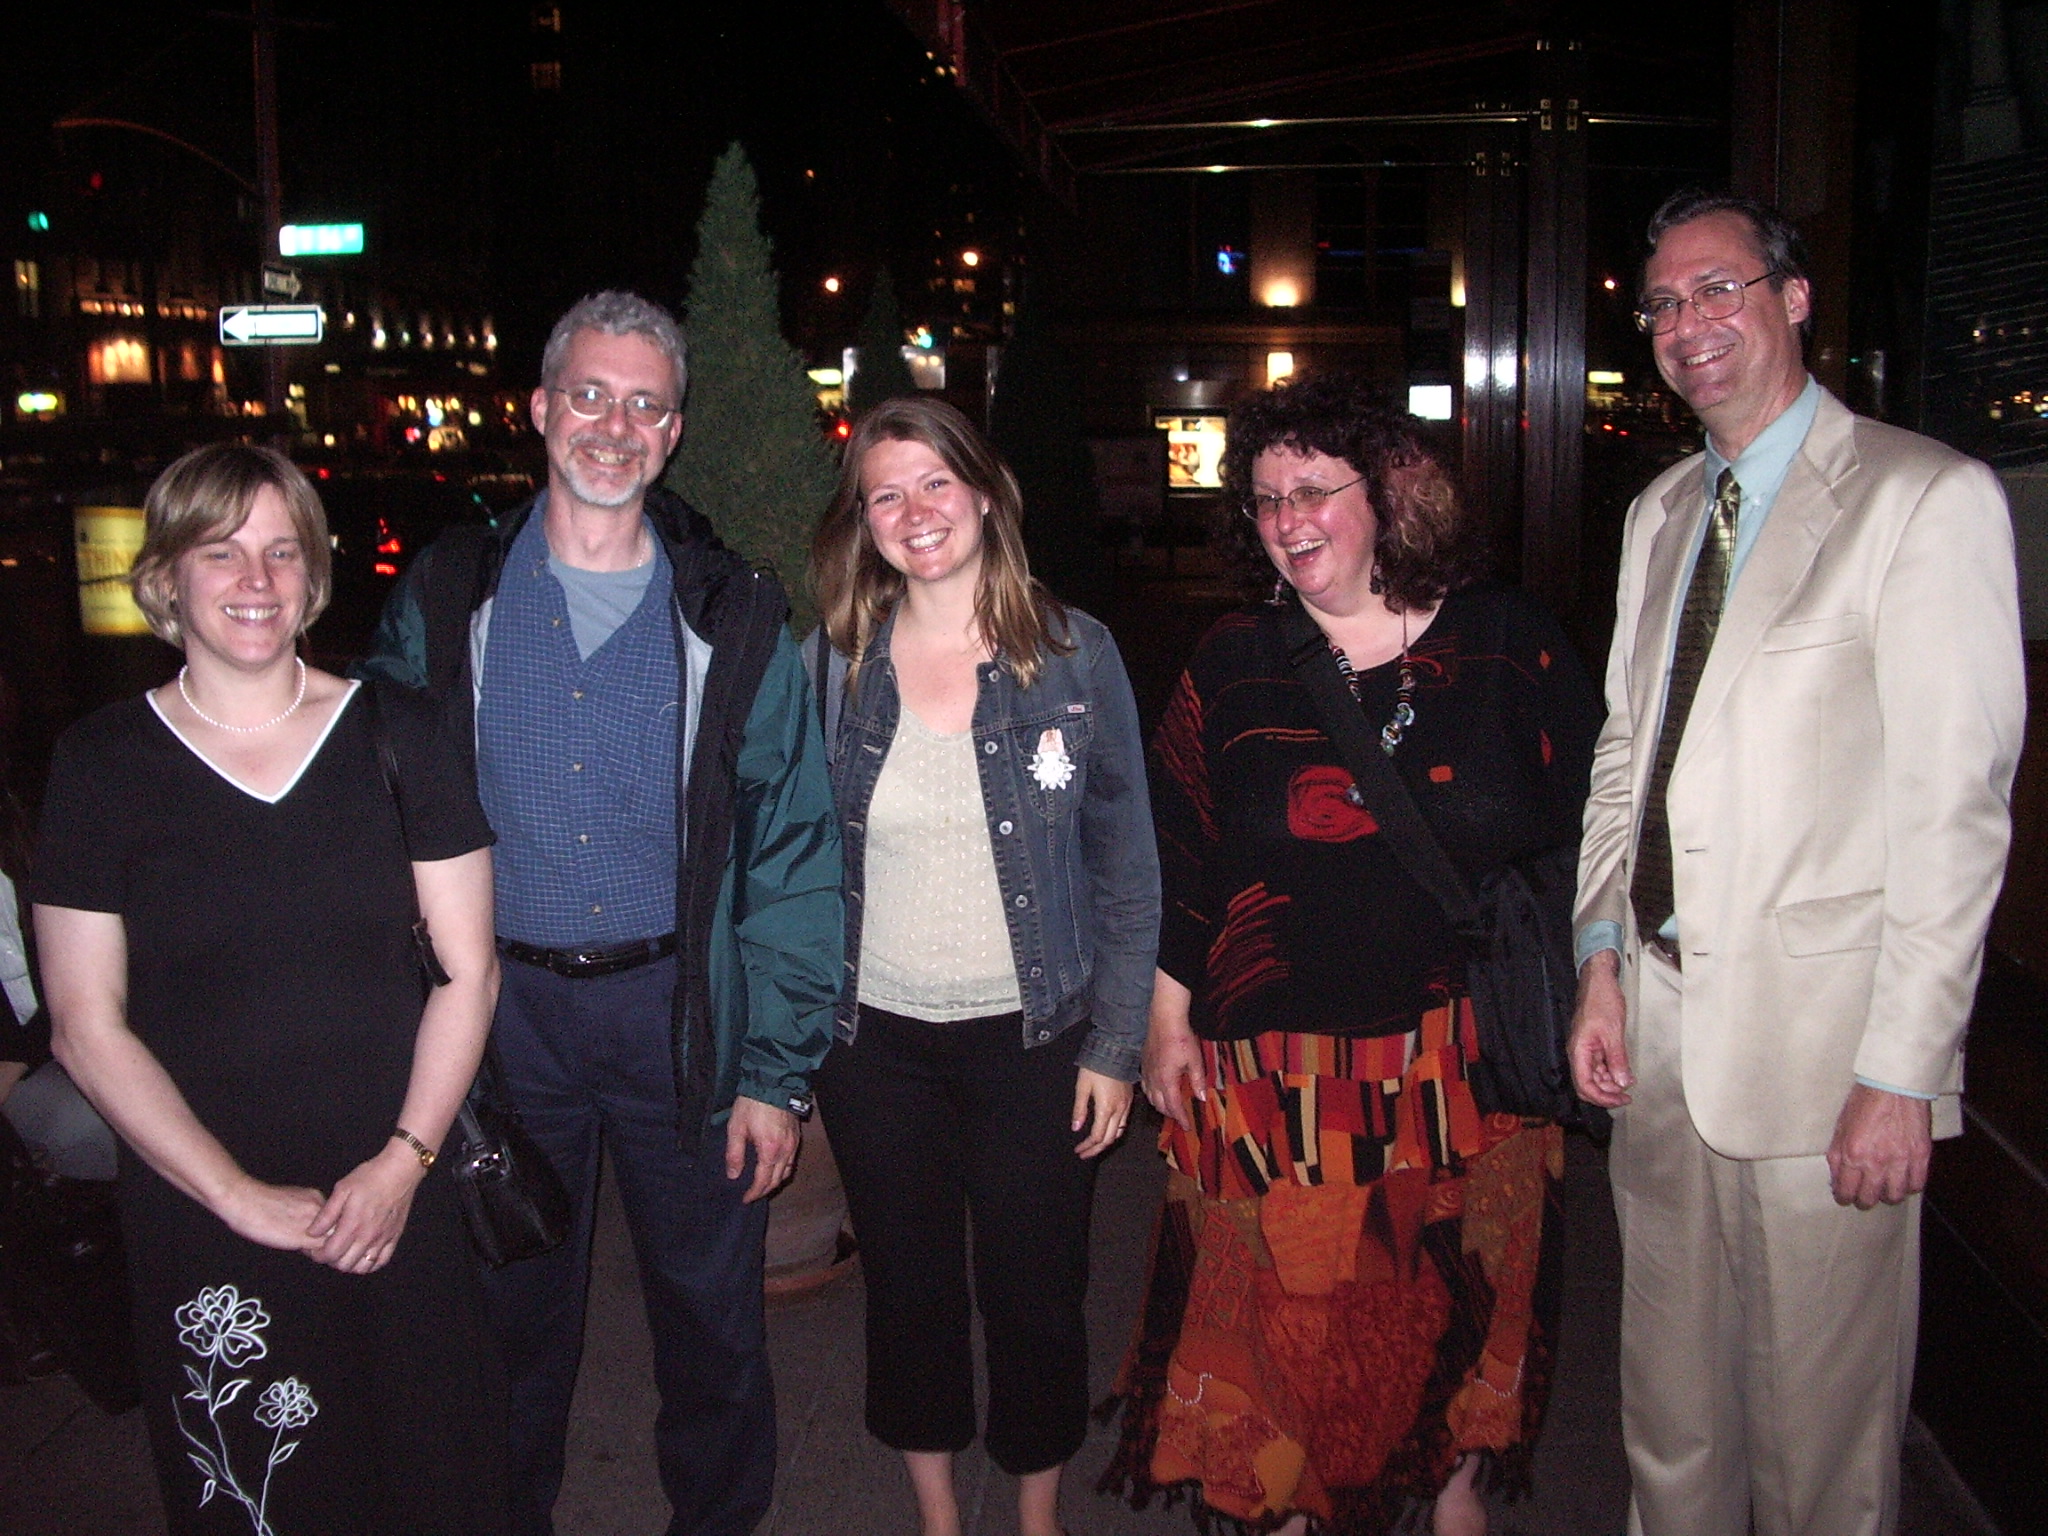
[
  {"xmin": 32, "ymin": 685, "xmax": 505, "ymax": 1536},
  {"xmin": 1152, "ymin": 586, "xmax": 1602, "ymax": 1041}
]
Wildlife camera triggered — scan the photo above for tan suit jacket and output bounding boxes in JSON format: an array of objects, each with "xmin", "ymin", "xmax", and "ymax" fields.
[{"xmin": 1576, "ymin": 387, "xmax": 2026, "ymax": 1159}]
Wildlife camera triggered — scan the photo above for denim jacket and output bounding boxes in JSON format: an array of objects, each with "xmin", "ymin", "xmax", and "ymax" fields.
[{"xmin": 817, "ymin": 605, "xmax": 1160, "ymax": 1081}]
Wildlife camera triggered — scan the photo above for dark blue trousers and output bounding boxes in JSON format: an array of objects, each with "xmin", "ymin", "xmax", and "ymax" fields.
[{"xmin": 482, "ymin": 954, "xmax": 774, "ymax": 1536}]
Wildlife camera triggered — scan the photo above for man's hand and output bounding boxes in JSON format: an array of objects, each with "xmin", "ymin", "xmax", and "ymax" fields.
[
  {"xmin": 1568, "ymin": 950, "xmax": 1634, "ymax": 1108},
  {"xmin": 725, "ymin": 1095, "xmax": 801, "ymax": 1203},
  {"xmin": 1826, "ymin": 1083, "xmax": 1932, "ymax": 1209}
]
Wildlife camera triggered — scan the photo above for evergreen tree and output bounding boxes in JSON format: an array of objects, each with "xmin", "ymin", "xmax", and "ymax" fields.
[
  {"xmin": 845, "ymin": 268, "xmax": 919, "ymax": 415},
  {"xmin": 667, "ymin": 142, "xmax": 838, "ymax": 627}
]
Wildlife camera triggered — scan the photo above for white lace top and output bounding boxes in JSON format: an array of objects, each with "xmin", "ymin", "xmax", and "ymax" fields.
[{"xmin": 856, "ymin": 706, "xmax": 1023, "ymax": 1021}]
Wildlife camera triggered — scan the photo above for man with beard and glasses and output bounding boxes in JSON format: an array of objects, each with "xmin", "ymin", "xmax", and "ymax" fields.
[{"xmin": 363, "ymin": 290, "xmax": 843, "ymax": 1536}]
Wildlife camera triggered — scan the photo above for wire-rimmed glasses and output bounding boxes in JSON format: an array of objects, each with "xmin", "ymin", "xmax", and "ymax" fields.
[{"xmin": 1632, "ymin": 272, "xmax": 1782, "ymax": 336}]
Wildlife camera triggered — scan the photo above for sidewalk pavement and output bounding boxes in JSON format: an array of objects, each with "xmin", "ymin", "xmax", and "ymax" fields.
[{"xmin": 0, "ymin": 1118, "xmax": 1997, "ymax": 1534}]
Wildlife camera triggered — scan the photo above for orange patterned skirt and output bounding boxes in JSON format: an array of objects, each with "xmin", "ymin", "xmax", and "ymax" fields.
[{"xmin": 1098, "ymin": 999, "xmax": 1563, "ymax": 1534}]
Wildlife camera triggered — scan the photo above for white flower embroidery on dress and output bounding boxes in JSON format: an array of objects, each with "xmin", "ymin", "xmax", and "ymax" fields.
[
  {"xmin": 173, "ymin": 1284, "xmax": 318, "ymax": 1535},
  {"xmin": 1029, "ymin": 727, "xmax": 1075, "ymax": 792}
]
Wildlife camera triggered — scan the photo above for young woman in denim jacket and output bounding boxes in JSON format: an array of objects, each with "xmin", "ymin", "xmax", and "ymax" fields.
[{"xmin": 807, "ymin": 397, "xmax": 1159, "ymax": 1536}]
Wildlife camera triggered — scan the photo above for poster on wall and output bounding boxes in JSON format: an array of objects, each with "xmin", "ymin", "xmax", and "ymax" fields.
[
  {"xmin": 1153, "ymin": 413, "xmax": 1227, "ymax": 491},
  {"xmin": 74, "ymin": 505, "xmax": 150, "ymax": 636}
]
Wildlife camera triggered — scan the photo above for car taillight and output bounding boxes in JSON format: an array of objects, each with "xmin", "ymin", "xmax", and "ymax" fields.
[{"xmin": 374, "ymin": 561, "xmax": 400, "ymax": 577}]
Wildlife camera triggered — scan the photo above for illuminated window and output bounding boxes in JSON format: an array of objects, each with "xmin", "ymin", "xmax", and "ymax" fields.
[
  {"xmin": 14, "ymin": 259, "xmax": 39, "ymax": 319},
  {"xmin": 1408, "ymin": 384, "xmax": 1453, "ymax": 421},
  {"xmin": 88, "ymin": 335, "xmax": 151, "ymax": 385}
]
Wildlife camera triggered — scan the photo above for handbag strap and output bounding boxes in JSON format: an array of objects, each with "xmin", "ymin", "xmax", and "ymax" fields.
[
  {"xmin": 801, "ymin": 626, "xmax": 848, "ymax": 764},
  {"xmin": 360, "ymin": 683, "xmax": 453, "ymax": 989},
  {"xmin": 360, "ymin": 683, "xmax": 419, "ymax": 921},
  {"xmin": 1273, "ymin": 599, "xmax": 1486, "ymax": 940}
]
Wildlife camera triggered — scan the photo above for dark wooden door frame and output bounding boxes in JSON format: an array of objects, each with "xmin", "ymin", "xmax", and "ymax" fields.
[{"xmin": 1519, "ymin": 39, "xmax": 1590, "ymax": 616}]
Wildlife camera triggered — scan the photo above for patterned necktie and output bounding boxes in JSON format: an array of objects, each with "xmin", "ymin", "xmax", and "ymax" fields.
[{"xmin": 1631, "ymin": 467, "xmax": 1741, "ymax": 951}]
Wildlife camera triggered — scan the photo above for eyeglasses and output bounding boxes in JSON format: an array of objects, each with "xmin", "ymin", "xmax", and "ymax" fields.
[
  {"xmin": 1632, "ymin": 272, "xmax": 1781, "ymax": 336},
  {"xmin": 549, "ymin": 384, "xmax": 677, "ymax": 429},
  {"xmin": 1238, "ymin": 474, "xmax": 1364, "ymax": 522}
]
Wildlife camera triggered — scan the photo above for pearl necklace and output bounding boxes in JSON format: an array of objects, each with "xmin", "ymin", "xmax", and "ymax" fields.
[{"xmin": 178, "ymin": 658, "xmax": 307, "ymax": 734}]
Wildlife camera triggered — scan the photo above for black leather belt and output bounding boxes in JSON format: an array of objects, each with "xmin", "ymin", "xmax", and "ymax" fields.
[{"xmin": 498, "ymin": 933, "xmax": 677, "ymax": 979}]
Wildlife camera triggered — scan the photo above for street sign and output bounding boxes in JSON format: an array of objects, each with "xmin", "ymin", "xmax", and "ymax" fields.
[
  {"xmin": 278, "ymin": 223, "xmax": 363, "ymax": 257},
  {"xmin": 261, "ymin": 264, "xmax": 301, "ymax": 300},
  {"xmin": 219, "ymin": 304, "xmax": 325, "ymax": 346}
]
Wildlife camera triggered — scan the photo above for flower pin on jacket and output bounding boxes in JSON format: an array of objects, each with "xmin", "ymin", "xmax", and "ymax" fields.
[{"xmin": 1030, "ymin": 726, "xmax": 1075, "ymax": 791}]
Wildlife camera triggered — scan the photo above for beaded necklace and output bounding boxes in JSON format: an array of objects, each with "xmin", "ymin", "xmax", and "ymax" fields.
[{"xmin": 1328, "ymin": 616, "xmax": 1415, "ymax": 756}]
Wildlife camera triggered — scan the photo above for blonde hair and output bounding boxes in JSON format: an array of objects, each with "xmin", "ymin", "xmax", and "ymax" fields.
[
  {"xmin": 130, "ymin": 442, "xmax": 332, "ymax": 645},
  {"xmin": 809, "ymin": 397, "xmax": 1071, "ymax": 688}
]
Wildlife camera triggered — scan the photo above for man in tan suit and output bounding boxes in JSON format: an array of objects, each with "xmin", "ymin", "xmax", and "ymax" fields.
[{"xmin": 1570, "ymin": 189, "xmax": 2025, "ymax": 1536}]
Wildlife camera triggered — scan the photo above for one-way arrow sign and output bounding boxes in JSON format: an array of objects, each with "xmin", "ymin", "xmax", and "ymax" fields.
[{"xmin": 218, "ymin": 304, "xmax": 325, "ymax": 346}]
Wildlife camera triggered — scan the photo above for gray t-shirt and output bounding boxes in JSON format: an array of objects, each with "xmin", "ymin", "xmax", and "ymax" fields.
[{"xmin": 549, "ymin": 551, "xmax": 658, "ymax": 660}]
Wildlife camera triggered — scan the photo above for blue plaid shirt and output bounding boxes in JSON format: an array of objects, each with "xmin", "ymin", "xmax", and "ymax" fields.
[{"xmin": 476, "ymin": 512, "xmax": 681, "ymax": 946}]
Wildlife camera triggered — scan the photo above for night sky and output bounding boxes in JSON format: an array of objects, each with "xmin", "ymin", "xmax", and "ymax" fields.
[{"xmin": 3, "ymin": 1, "xmax": 1022, "ymax": 375}]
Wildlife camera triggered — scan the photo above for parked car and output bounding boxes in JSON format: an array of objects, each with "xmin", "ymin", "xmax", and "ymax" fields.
[{"xmin": 309, "ymin": 470, "xmax": 494, "ymax": 663}]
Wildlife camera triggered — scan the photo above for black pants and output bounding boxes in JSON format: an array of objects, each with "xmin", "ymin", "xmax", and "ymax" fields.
[{"xmin": 815, "ymin": 1005, "xmax": 1099, "ymax": 1476}]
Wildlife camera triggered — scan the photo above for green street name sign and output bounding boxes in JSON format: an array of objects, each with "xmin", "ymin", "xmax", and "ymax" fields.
[{"xmin": 278, "ymin": 223, "xmax": 364, "ymax": 257}]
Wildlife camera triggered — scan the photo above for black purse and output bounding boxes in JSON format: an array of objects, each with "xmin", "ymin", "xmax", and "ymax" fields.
[
  {"xmin": 365, "ymin": 684, "xmax": 571, "ymax": 1267},
  {"xmin": 1279, "ymin": 604, "xmax": 1609, "ymax": 1136},
  {"xmin": 447, "ymin": 1052, "xmax": 573, "ymax": 1270}
]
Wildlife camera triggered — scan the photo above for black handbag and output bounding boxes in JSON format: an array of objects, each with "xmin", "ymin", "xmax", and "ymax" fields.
[
  {"xmin": 447, "ymin": 1052, "xmax": 573, "ymax": 1269},
  {"xmin": 364, "ymin": 683, "xmax": 571, "ymax": 1266},
  {"xmin": 1279, "ymin": 604, "xmax": 1610, "ymax": 1136}
]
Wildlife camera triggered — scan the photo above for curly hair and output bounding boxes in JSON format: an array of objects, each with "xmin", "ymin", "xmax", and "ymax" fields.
[{"xmin": 1217, "ymin": 371, "xmax": 1486, "ymax": 612}]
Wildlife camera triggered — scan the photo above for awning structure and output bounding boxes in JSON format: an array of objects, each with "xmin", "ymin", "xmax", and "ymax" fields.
[
  {"xmin": 885, "ymin": 0, "xmax": 1731, "ymax": 615},
  {"xmin": 886, "ymin": 2, "xmax": 1724, "ymax": 198}
]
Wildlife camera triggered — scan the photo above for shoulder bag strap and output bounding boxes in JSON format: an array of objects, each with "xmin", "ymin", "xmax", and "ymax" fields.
[
  {"xmin": 1272, "ymin": 600, "xmax": 1485, "ymax": 938},
  {"xmin": 801, "ymin": 627, "xmax": 848, "ymax": 763},
  {"xmin": 361, "ymin": 683, "xmax": 452, "ymax": 989}
]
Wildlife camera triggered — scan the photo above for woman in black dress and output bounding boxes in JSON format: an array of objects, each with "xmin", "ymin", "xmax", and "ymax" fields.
[{"xmin": 32, "ymin": 443, "xmax": 505, "ymax": 1535}]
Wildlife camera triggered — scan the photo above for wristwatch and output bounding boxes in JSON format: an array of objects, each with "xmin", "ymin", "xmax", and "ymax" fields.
[
  {"xmin": 784, "ymin": 1092, "xmax": 814, "ymax": 1122},
  {"xmin": 392, "ymin": 1126, "xmax": 437, "ymax": 1168}
]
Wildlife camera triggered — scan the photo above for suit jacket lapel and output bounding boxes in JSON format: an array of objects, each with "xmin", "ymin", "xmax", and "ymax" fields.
[
  {"xmin": 1631, "ymin": 471, "xmax": 1705, "ymax": 737},
  {"xmin": 1676, "ymin": 392, "xmax": 1856, "ymax": 763}
]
